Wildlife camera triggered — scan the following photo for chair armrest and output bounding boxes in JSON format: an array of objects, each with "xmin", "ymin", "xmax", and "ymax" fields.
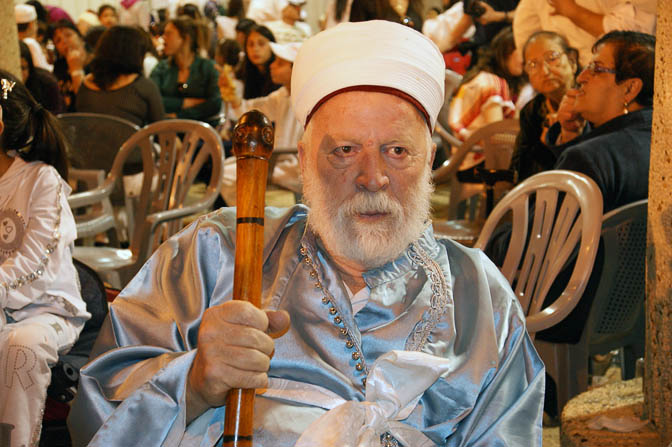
[
  {"xmin": 146, "ymin": 187, "xmax": 220, "ymax": 232},
  {"xmin": 70, "ymin": 168, "xmax": 106, "ymax": 191},
  {"xmin": 434, "ymin": 123, "xmax": 462, "ymax": 148},
  {"xmin": 68, "ymin": 177, "xmax": 117, "ymax": 209}
]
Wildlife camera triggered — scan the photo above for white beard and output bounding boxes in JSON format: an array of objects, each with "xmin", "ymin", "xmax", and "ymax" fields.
[{"xmin": 303, "ymin": 165, "xmax": 434, "ymax": 270}]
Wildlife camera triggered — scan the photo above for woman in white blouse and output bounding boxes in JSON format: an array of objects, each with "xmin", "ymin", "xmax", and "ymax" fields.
[{"xmin": 0, "ymin": 70, "xmax": 90, "ymax": 447}]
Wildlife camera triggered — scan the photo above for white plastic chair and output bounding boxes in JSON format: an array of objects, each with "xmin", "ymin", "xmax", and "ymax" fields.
[
  {"xmin": 69, "ymin": 120, "xmax": 225, "ymax": 289},
  {"xmin": 432, "ymin": 119, "xmax": 520, "ymax": 245},
  {"xmin": 474, "ymin": 170, "xmax": 603, "ymax": 334}
]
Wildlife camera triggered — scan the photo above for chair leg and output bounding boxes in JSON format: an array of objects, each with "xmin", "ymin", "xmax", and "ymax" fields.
[
  {"xmin": 534, "ymin": 340, "xmax": 589, "ymax": 416},
  {"xmin": 622, "ymin": 344, "xmax": 642, "ymax": 380}
]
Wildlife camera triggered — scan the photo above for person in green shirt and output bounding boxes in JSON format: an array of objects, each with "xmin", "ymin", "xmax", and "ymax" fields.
[{"xmin": 150, "ymin": 16, "xmax": 221, "ymax": 124}]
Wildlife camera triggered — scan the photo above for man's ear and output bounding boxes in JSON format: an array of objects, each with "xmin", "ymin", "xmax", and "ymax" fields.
[
  {"xmin": 429, "ymin": 141, "xmax": 437, "ymax": 168},
  {"xmin": 298, "ymin": 140, "xmax": 306, "ymax": 175}
]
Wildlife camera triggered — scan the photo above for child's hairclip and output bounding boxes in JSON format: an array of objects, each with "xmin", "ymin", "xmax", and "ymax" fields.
[{"xmin": 1, "ymin": 78, "xmax": 16, "ymax": 100}]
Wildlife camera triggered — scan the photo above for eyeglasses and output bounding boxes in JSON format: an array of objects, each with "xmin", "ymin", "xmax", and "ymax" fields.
[
  {"xmin": 581, "ymin": 62, "xmax": 617, "ymax": 76},
  {"xmin": 524, "ymin": 51, "xmax": 563, "ymax": 74}
]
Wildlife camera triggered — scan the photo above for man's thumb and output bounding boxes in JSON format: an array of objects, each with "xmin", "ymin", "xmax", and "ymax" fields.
[{"xmin": 265, "ymin": 310, "xmax": 291, "ymax": 338}]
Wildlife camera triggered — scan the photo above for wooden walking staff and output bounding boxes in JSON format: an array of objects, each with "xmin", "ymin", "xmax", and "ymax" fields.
[{"xmin": 223, "ymin": 110, "xmax": 274, "ymax": 447}]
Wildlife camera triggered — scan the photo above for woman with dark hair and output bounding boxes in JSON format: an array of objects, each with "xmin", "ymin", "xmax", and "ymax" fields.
[
  {"xmin": 511, "ymin": 31, "xmax": 579, "ymax": 181},
  {"xmin": 448, "ymin": 26, "xmax": 523, "ymax": 167},
  {"xmin": 235, "ymin": 24, "xmax": 280, "ymax": 99},
  {"xmin": 150, "ymin": 16, "xmax": 221, "ymax": 122},
  {"xmin": 19, "ymin": 40, "xmax": 65, "ymax": 114},
  {"xmin": 50, "ymin": 20, "xmax": 93, "ymax": 111},
  {"xmin": 76, "ymin": 26, "xmax": 164, "ymax": 126},
  {"xmin": 0, "ymin": 68, "xmax": 90, "ymax": 447},
  {"xmin": 550, "ymin": 30, "xmax": 654, "ymax": 213}
]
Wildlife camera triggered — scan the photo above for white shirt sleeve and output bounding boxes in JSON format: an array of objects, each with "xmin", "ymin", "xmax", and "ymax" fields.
[
  {"xmin": 0, "ymin": 167, "xmax": 78, "ymax": 313},
  {"xmin": 602, "ymin": 0, "xmax": 657, "ymax": 33},
  {"xmin": 512, "ymin": 0, "xmax": 543, "ymax": 49}
]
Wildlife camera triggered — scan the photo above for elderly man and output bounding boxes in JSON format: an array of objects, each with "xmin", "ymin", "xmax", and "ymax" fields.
[{"xmin": 68, "ymin": 21, "xmax": 544, "ymax": 446}]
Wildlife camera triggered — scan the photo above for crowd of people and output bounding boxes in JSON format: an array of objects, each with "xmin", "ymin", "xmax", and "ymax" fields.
[{"xmin": 0, "ymin": 0, "xmax": 658, "ymax": 446}]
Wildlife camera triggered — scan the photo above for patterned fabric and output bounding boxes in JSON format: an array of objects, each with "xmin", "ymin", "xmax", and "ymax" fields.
[
  {"xmin": 449, "ymin": 71, "xmax": 515, "ymax": 141},
  {"xmin": 0, "ymin": 158, "xmax": 88, "ymax": 447}
]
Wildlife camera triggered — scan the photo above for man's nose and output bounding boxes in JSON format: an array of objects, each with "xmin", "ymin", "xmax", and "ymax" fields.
[{"xmin": 356, "ymin": 150, "xmax": 389, "ymax": 192}]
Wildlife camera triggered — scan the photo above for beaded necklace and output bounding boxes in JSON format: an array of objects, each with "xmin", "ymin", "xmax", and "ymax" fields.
[{"xmin": 298, "ymin": 237, "xmax": 452, "ymax": 389}]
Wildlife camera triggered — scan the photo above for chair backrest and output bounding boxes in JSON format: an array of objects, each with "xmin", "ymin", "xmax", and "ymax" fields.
[
  {"xmin": 57, "ymin": 112, "xmax": 140, "ymax": 172},
  {"xmin": 583, "ymin": 199, "xmax": 647, "ymax": 350},
  {"xmin": 433, "ymin": 119, "xmax": 520, "ymax": 220},
  {"xmin": 474, "ymin": 170, "xmax": 603, "ymax": 334},
  {"xmin": 436, "ymin": 69, "xmax": 463, "ymax": 132},
  {"xmin": 106, "ymin": 119, "xmax": 225, "ymax": 264}
]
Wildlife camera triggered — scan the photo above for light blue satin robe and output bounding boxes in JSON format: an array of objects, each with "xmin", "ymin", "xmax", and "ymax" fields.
[{"xmin": 68, "ymin": 205, "xmax": 544, "ymax": 446}]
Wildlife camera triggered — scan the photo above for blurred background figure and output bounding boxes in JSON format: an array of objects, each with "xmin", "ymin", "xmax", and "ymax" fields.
[
  {"xmin": 449, "ymin": 26, "xmax": 524, "ymax": 143},
  {"xmin": 513, "ymin": 0, "xmax": 656, "ymax": 65},
  {"xmin": 216, "ymin": 0, "xmax": 245, "ymax": 40},
  {"xmin": 348, "ymin": 0, "xmax": 425, "ymax": 31},
  {"xmin": 218, "ymin": 41, "xmax": 303, "ymax": 204},
  {"xmin": 76, "ymin": 9, "xmax": 101, "ymax": 37},
  {"xmin": 511, "ymin": 31, "xmax": 579, "ymax": 182},
  {"xmin": 76, "ymin": 26, "xmax": 165, "ymax": 126},
  {"xmin": 119, "ymin": 0, "xmax": 151, "ymax": 31},
  {"xmin": 19, "ymin": 41, "xmax": 65, "ymax": 114},
  {"xmin": 323, "ymin": 0, "xmax": 354, "ymax": 29},
  {"xmin": 50, "ymin": 20, "xmax": 92, "ymax": 111},
  {"xmin": 266, "ymin": 0, "xmax": 311, "ymax": 43},
  {"xmin": 150, "ymin": 16, "xmax": 221, "ymax": 123},
  {"xmin": 15, "ymin": 4, "xmax": 53, "ymax": 71},
  {"xmin": 235, "ymin": 24, "xmax": 280, "ymax": 99},
  {"xmin": 98, "ymin": 4, "xmax": 119, "ymax": 28}
]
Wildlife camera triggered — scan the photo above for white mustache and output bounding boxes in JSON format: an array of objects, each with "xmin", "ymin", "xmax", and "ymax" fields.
[{"xmin": 339, "ymin": 192, "xmax": 403, "ymax": 217}]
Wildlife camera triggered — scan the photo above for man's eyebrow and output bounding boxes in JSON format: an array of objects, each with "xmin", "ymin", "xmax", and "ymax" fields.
[{"xmin": 318, "ymin": 133, "xmax": 338, "ymax": 153}]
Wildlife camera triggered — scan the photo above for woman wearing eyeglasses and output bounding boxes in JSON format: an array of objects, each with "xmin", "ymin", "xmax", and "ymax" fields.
[
  {"xmin": 548, "ymin": 30, "xmax": 654, "ymax": 213},
  {"xmin": 511, "ymin": 31, "xmax": 579, "ymax": 182}
]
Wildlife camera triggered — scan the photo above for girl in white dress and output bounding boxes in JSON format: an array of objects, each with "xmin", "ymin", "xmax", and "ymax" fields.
[{"xmin": 0, "ymin": 70, "xmax": 89, "ymax": 447}]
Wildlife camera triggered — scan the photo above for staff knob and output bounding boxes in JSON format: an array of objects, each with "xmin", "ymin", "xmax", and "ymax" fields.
[{"xmin": 232, "ymin": 110, "xmax": 274, "ymax": 160}]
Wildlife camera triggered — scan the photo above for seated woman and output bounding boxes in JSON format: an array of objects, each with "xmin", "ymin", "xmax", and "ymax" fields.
[
  {"xmin": 511, "ymin": 31, "xmax": 579, "ymax": 182},
  {"xmin": 488, "ymin": 30, "xmax": 654, "ymax": 345},
  {"xmin": 0, "ymin": 70, "xmax": 90, "ymax": 447},
  {"xmin": 50, "ymin": 20, "xmax": 93, "ymax": 111},
  {"xmin": 448, "ymin": 26, "xmax": 524, "ymax": 168},
  {"xmin": 19, "ymin": 40, "xmax": 65, "ymax": 114},
  {"xmin": 150, "ymin": 16, "xmax": 221, "ymax": 123},
  {"xmin": 76, "ymin": 26, "xmax": 164, "ymax": 126},
  {"xmin": 235, "ymin": 24, "xmax": 281, "ymax": 100},
  {"xmin": 550, "ymin": 30, "xmax": 653, "ymax": 214}
]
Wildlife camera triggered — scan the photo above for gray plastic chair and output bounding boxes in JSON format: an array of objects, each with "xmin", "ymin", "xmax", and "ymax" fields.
[
  {"xmin": 69, "ymin": 119, "xmax": 225, "ymax": 288},
  {"xmin": 58, "ymin": 112, "xmax": 141, "ymax": 174},
  {"xmin": 60, "ymin": 113, "xmax": 141, "ymax": 244},
  {"xmin": 534, "ymin": 199, "xmax": 647, "ymax": 415}
]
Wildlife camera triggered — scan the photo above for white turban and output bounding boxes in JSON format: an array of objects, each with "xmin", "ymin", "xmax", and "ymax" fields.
[{"xmin": 291, "ymin": 20, "xmax": 445, "ymax": 130}]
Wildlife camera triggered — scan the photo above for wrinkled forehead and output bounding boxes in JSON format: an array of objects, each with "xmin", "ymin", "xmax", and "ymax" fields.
[{"xmin": 302, "ymin": 90, "xmax": 433, "ymax": 152}]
